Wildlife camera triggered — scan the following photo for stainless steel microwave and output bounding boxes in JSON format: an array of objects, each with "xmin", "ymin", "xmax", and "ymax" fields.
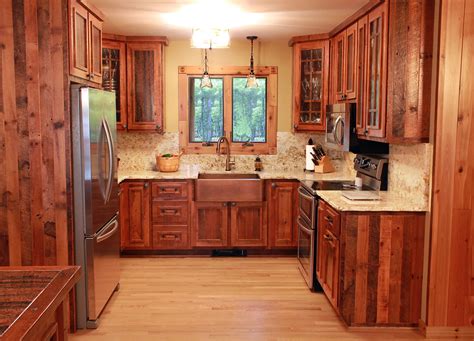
[{"xmin": 325, "ymin": 103, "xmax": 389, "ymax": 154}]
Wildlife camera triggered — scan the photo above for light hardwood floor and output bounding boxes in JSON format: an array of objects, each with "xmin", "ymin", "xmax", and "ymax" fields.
[{"xmin": 71, "ymin": 257, "xmax": 429, "ymax": 341}]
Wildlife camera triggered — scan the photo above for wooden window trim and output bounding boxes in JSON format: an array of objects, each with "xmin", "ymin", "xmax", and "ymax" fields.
[{"xmin": 178, "ymin": 66, "xmax": 278, "ymax": 155}]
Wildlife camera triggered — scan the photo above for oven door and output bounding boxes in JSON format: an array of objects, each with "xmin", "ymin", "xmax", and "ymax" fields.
[
  {"xmin": 298, "ymin": 186, "xmax": 315, "ymax": 225},
  {"xmin": 297, "ymin": 217, "xmax": 314, "ymax": 289}
]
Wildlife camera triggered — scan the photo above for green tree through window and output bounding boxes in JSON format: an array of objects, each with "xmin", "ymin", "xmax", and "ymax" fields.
[
  {"xmin": 189, "ymin": 77, "xmax": 224, "ymax": 142},
  {"xmin": 232, "ymin": 78, "xmax": 267, "ymax": 143}
]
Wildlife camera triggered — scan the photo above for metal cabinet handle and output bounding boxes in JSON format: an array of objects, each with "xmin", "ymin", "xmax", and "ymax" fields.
[
  {"xmin": 231, "ymin": 202, "xmax": 237, "ymax": 207},
  {"xmin": 144, "ymin": 182, "xmax": 149, "ymax": 188},
  {"xmin": 271, "ymin": 183, "xmax": 277, "ymax": 189},
  {"xmin": 162, "ymin": 233, "xmax": 178, "ymax": 240},
  {"xmin": 161, "ymin": 187, "xmax": 179, "ymax": 193},
  {"xmin": 162, "ymin": 209, "xmax": 178, "ymax": 215},
  {"xmin": 222, "ymin": 202, "xmax": 228, "ymax": 207}
]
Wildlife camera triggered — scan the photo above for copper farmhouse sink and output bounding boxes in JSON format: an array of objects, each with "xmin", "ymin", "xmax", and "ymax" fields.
[{"xmin": 195, "ymin": 173, "xmax": 264, "ymax": 202}]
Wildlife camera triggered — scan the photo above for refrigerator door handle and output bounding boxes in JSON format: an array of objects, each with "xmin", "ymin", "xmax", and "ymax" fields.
[
  {"xmin": 96, "ymin": 218, "xmax": 119, "ymax": 244},
  {"xmin": 103, "ymin": 119, "xmax": 115, "ymax": 203}
]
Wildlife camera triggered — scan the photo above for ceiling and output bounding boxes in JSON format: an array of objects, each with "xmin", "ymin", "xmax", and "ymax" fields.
[{"xmin": 91, "ymin": 0, "xmax": 368, "ymax": 40}]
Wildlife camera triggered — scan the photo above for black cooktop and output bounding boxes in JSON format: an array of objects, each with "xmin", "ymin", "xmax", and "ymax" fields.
[{"xmin": 300, "ymin": 180, "xmax": 372, "ymax": 195}]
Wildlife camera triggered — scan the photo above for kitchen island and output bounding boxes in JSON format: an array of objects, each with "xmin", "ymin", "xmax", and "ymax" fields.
[{"xmin": 0, "ymin": 266, "xmax": 80, "ymax": 341}]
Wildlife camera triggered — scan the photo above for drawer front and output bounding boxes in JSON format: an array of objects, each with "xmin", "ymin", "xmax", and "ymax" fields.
[
  {"xmin": 153, "ymin": 225, "xmax": 189, "ymax": 249},
  {"xmin": 152, "ymin": 201, "xmax": 188, "ymax": 225},
  {"xmin": 320, "ymin": 202, "xmax": 340, "ymax": 238},
  {"xmin": 152, "ymin": 181, "xmax": 188, "ymax": 200}
]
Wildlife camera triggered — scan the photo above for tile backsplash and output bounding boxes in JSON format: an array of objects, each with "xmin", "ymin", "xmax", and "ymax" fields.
[{"xmin": 117, "ymin": 131, "xmax": 432, "ymax": 200}]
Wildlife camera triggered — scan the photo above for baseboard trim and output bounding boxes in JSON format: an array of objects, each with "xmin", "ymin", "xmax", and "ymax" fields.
[{"xmin": 419, "ymin": 319, "xmax": 474, "ymax": 339}]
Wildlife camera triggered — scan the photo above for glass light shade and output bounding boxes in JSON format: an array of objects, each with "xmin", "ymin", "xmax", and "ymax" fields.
[
  {"xmin": 245, "ymin": 73, "xmax": 258, "ymax": 88},
  {"xmin": 191, "ymin": 28, "xmax": 230, "ymax": 49},
  {"xmin": 200, "ymin": 72, "xmax": 213, "ymax": 88}
]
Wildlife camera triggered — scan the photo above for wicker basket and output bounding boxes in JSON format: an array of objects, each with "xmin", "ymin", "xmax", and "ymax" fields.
[{"xmin": 156, "ymin": 153, "xmax": 181, "ymax": 172}]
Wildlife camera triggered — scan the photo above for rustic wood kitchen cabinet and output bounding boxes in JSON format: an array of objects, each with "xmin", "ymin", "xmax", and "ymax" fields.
[
  {"xmin": 267, "ymin": 180, "xmax": 299, "ymax": 248},
  {"xmin": 102, "ymin": 35, "xmax": 168, "ymax": 132},
  {"xmin": 192, "ymin": 201, "xmax": 267, "ymax": 248},
  {"xmin": 316, "ymin": 198, "xmax": 425, "ymax": 327},
  {"xmin": 120, "ymin": 181, "xmax": 151, "ymax": 250},
  {"xmin": 68, "ymin": 0, "xmax": 103, "ymax": 85},
  {"xmin": 292, "ymin": 40, "xmax": 330, "ymax": 132},
  {"xmin": 290, "ymin": 0, "xmax": 434, "ymax": 143}
]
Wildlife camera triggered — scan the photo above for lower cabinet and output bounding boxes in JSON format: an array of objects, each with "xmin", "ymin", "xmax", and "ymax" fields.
[
  {"xmin": 119, "ymin": 179, "xmax": 297, "ymax": 252},
  {"xmin": 267, "ymin": 181, "xmax": 299, "ymax": 248},
  {"xmin": 192, "ymin": 201, "xmax": 267, "ymax": 248},
  {"xmin": 316, "ymin": 199, "xmax": 426, "ymax": 327},
  {"xmin": 192, "ymin": 202, "xmax": 229, "ymax": 247},
  {"xmin": 230, "ymin": 202, "xmax": 267, "ymax": 247},
  {"xmin": 120, "ymin": 181, "xmax": 151, "ymax": 250}
]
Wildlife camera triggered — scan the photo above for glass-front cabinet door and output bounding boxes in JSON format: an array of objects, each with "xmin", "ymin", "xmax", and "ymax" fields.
[
  {"xmin": 365, "ymin": 3, "xmax": 387, "ymax": 138},
  {"xmin": 126, "ymin": 42, "xmax": 164, "ymax": 132},
  {"xmin": 102, "ymin": 40, "xmax": 127, "ymax": 130},
  {"xmin": 293, "ymin": 40, "xmax": 329, "ymax": 132},
  {"xmin": 356, "ymin": 16, "xmax": 368, "ymax": 135},
  {"xmin": 344, "ymin": 22, "xmax": 357, "ymax": 100}
]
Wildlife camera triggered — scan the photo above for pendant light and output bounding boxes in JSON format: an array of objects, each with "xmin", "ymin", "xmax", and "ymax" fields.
[
  {"xmin": 200, "ymin": 48, "xmax": 213, "ymax": 88},
  {"xmin": 246, "ymin": 36, "xmax": 258, "ymax": 88}
]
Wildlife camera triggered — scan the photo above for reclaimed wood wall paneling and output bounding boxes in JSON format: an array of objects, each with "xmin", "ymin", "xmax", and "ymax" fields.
[{"xmin": 0, "ymin": 0, "xmax": 69, "ymax": 266}]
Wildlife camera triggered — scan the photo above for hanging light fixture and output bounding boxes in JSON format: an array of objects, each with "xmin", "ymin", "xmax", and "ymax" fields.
[
  {"xmin": 200, "ymin": 48, "xmax": 213, "ymax": 88},
  {"xmin": 246, "ymin": 36, "xmax": 258, "ymax": 88}
]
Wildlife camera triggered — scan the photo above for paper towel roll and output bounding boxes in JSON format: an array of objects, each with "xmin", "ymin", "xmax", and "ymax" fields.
[{"xmin": 305, "ymin": 145, "xmax": 315, "ymax": 171}]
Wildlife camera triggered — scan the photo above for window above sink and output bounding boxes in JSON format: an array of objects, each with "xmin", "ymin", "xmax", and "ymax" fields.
[{"xmin": 178, "ymin": 65, "xmax": 278, "ymax": 155}]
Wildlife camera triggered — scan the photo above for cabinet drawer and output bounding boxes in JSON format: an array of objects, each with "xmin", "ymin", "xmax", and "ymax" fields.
[
  {"xmin": 153, "ymin": 226, "xmax": 189, "ymax": 249},
  {"xmin": 152, "ymin": 181, "xmax": 188, "ymax": 200},
  {"xmin": 319, "ymin": 201, "xmax": 341, "ymax": 237},
  {"xmin": 152, "ymin": 201, "xmax": 188, "ymax": 225}
]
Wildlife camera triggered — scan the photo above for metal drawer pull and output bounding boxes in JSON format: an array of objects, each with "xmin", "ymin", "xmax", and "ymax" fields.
[
  {"xmin": 324, "ymin": 216, "xmax": 333, "ymax": 223},
  {"xmin": 161, "ymin": 234, "xmax": 178, "ymax": 240},
  {"xmin": 162, "ymin": 209, "xmax": 178, "ymax": 214},
  {"xmin": 161, "ymin": 187, "xmax": 179, "ymax": 193},
  {"xmin": 323, "ymin": 233, "xmax": 333, "ymax": 241}
]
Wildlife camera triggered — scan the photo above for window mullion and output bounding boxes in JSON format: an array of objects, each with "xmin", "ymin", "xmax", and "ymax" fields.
[{"xmin": 223, "ymin": 76, "xmax": 233, "ymax": 143}]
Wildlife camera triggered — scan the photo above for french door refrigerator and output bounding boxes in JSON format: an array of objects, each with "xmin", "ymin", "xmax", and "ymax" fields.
[{"xmin": 72, "ymin": 85, "xmax": 120, "ymax": 329}]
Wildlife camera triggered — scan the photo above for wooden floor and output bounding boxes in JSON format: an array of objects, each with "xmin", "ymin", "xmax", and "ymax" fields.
[{"xmin": 71, "ymin": 257, "xmax": 429, "ymax": 341}]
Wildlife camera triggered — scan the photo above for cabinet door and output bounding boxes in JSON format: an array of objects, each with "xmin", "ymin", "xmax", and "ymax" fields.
[
  {"xmin": 126, "ymin": 42, "xmax": 164, "ymax": 132},
  {"xmin": 268, "ymin": 181, "xmax": 298, "ymax": 248},
  {"xmin": 230, "ymin": 202, "xmax": 267, "ymax": 247},
  {"xmin": 102, "ymin": 40, "xmax": 127, "ymax": 130},
  {"xmin": 334, "ymin": 31, "xmax": 346, "ymax": 102},
  {"xmin": 293, "ymin": 40, "xmax": 329, "ymax": 132},
  {"xmin": 365, "ymin": 3, "xmax": 388, "ymax": 138},
  {"xmin": 69, "ymin": 0, "xmax": 90, "ymax": 80},
  {"xmin": 321, "ymin": 229, "xmax": 339, "ymax": 309},
  {"xmin": 192, "ymin": 202, "xmax": 228, "ymax": 247},
  {"xmin": 356, "ymin": 16, "xmax": 368, "ymax": 135},
  {"xmin": 89, "ymin": 14, "xmax": 103, "ymax": 84},
  {"xmin": 344, "ymin": 23, "xmax": 358, "ymax": 100},
  {"xmin": 120, "ymin": 182, "xmax": 151, "ymax": 250}
]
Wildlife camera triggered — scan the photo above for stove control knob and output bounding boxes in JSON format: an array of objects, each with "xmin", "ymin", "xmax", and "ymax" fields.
[
  {"xmin": 370, "ymin": 162, "xmax": 377, "ymax": 170},
  {"xmin": 353, "ymin": 157, "xmax": 360, "ymax": 164}
]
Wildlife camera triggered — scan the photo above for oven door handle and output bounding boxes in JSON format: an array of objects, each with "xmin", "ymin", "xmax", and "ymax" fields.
[
  {"xmin": 298, "ymin": 187, "xmax": 314, "ymax": 201},
  {"xmin": 297, "ymin": 217, "xmax": 314, "ymax": 235}
]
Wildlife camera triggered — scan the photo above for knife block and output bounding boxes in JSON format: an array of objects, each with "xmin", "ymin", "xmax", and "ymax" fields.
[{"xmin": 314, "ymin": 156, "xmax": 335, "ymax": 173}]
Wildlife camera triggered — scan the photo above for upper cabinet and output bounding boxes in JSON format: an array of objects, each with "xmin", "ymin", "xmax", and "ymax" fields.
[
  {"xmin": 68, "ymin": 0, "xmax": 103, "ymax": 85},
  {"xmin": 290, "ymin": 0, "xmax": 434, "ymax": 143},
  {"xmin": 126, "ymin": 42, "xmax": 164, "ymax": 132},
  {"xmin": 102, "ymin": 39, "xmax": 127, "ymax": 130},
  {"xmin": 102, "ymin": 36, "xmax": 168, "ymax": 132},
  {"xmin": 292, "ymin": 40, "xmax": 330, "ymax": 132},
  {"xmin": 361, "ymin": 3, "xmax": 388, "ymax": 139}
]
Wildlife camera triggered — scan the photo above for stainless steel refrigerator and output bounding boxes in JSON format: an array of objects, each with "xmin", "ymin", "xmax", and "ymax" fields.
[{"xmin": 72, "ymin": 85, "xmax": 120, "ymax": 329}]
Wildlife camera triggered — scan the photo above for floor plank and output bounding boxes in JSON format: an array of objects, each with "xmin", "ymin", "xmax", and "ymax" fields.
[{"xmin": 70, "ymin": 257, "xmax": 428, "ymax": 340}]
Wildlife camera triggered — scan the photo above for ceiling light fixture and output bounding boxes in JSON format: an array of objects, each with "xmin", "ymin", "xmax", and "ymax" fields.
[
  {"xmin": 191, "ymin": 28, "xmax": 230, "ymax": 49},
  {"xmin": 200, "ymin": 49, "xmax": 213, "ymax": 88},
  {"xmin": 246, "ymin": 36, "xmax": 258, "ymax": 88}
]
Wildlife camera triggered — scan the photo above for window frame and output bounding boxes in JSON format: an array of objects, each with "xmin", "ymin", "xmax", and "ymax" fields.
[{"xmin": 178, "ymin": 66, "xmax": 278, "ymax": 155}]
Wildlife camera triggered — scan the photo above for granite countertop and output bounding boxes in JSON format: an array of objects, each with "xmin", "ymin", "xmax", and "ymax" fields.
[
  {"xmin": 316, "ymin": 190, "xmax": 428, "ymax": 212},
  {"xmin": 118, "ymin": 164, "xmax": 355, "ymax": 182},
  {"xmin": 118, "ymin": 165, "xmax": 428, "ymax": 212},
  {"xmin": 0, "ymin": 266, "xmax": 80, "ymax": 339}
]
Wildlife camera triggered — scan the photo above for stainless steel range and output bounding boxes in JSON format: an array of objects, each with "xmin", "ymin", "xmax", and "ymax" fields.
[{"xmin": 296, "ymin": 154, "xmax": 388, "ymax": 290}]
